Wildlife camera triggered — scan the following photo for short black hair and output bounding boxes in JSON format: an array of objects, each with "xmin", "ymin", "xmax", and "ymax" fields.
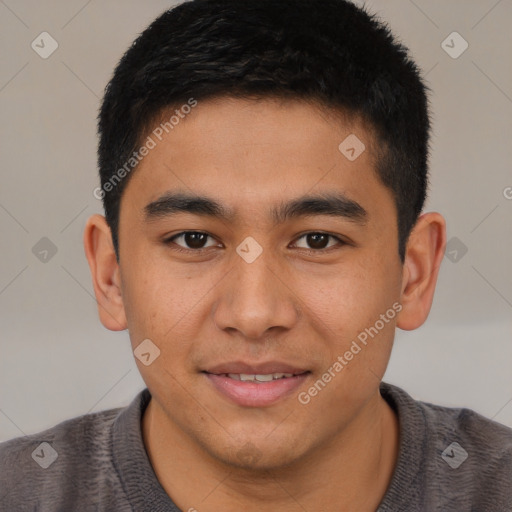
[{"xmin": 97, "ymin": 0, "xmax": 431, "ymax": 263}]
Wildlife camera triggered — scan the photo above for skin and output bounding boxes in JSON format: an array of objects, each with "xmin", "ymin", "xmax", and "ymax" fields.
[{"xmin": 84, "ymin": 97, "xmax": 446, "ymax": 511}]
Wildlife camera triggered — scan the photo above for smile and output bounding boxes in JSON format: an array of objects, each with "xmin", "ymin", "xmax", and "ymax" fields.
[
  {"xmin": 226, "ymin": 372, "xmax": 296, "ymax": 382},
  {"xmin": 203, "ymin": 370, "xmax": 310, "ymax": 407}
]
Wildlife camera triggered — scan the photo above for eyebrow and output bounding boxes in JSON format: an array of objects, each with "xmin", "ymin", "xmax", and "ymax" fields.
[{"xmin": 144, "ymin": 191, "xmax": 368, "ymax": 225}]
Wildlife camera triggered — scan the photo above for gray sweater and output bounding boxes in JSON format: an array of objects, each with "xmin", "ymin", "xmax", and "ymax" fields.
[{"xmin": 1, "ymin": 382, "xmax": 511, "ymax": 511}]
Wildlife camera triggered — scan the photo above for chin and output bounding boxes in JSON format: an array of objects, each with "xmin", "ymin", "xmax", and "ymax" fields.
[{"xmin": 202, "ymin": 435, "xmax": 309, "ymax": 473}]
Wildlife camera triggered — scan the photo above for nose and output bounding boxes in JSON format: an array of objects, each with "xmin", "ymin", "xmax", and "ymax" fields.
[{"xmin": 212, "ymin": 249, "xmax": 300, "ymax": 340}]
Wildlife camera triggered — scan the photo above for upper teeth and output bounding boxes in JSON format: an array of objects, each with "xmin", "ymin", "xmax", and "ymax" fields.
[{"xmin": 228, "ymin": 373, "xmax": 294, "ymax": 382}]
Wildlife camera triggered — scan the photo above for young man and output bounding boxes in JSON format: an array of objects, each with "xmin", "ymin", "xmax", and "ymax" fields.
[{"xmin": 1, "ymin": 0, "xmax": 511, "ymax": 510}]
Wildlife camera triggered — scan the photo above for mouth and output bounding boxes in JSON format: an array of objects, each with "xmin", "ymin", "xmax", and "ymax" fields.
[
  {"xmin": 202, "ymin": 363, "xmax": 311, "ymax": 407},
  {"xmin": 216, "ymin": 372, "xmax": 303, "ymax": 382}
]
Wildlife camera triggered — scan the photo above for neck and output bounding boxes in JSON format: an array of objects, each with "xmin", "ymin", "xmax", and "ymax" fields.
[{"xmin": 142, "ymin": 390, "xmax": 399, "ymax": 512}]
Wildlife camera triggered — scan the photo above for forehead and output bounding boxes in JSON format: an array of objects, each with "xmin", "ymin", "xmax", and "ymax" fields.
[
  {"xmin": 121, "ymin": 97, "xmax": 394, "ymax": 227},
  {"xmin": 143, "ymin": 96, "xmax": 379, "ymax": 162}
]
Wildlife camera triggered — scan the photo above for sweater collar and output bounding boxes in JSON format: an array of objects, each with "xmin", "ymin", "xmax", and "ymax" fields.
[
  {"xmin": 112, "ymin": 388, "xmax": 180, "ymax": 511},
  {"xmin": 377, "ymin": 382, "xmax": 427, "ymax": 511}
]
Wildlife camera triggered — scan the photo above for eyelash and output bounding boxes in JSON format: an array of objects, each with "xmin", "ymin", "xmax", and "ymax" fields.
[{"xmin": 163, "ymin": 231, "xmax": 347, "ymax": 255}]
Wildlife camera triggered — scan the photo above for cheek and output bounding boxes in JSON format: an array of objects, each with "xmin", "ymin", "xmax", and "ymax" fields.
[
  {"xmin": 120, "ymin": 263, "xmax": 177, "ymax": 345},
  {"xmin": 121, "ymin": 266, "xmax": 203, "ymax": 395},
  {"xmin": 295, "ymin": 255, "xmax": 399, "ymax": 368},
  {"xmin": 120, "ymin": 260, "xmax": 214, "ymax": 353},
  {"xmin": 298, "ymin": 264, "xmax": 390, "ymax": 330}
]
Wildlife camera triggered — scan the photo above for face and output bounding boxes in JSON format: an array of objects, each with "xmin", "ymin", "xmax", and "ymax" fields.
[{"xmin": 116, "ymin": 97, "xmax": 404, "ymax": 469}]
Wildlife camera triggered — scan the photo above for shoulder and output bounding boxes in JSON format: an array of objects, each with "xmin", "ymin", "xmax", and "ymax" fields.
[
  {"xmin": 420, "ymin": 395, "xmax": 512, "ymax": 509},
  {"xmin": 0, "ymin": 406, "xmax": 123, "ymax": 511},
  {"xmin": 423, "ymin": 396, "xmax": 511, "ymax": 467},
  {"xmin": 381, "ymin": 382, "xmax": 512, "ymax": 511},
  {"xmin": 414, "ymin": 391, "xmax": 512, "ymax": 465},
  {"xmin": 382, "ymin": 381, "xmax": 512, "ymax": 453}
]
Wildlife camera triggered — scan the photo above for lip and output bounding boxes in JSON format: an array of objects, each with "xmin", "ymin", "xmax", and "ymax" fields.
[
  {"xmin": 204, "ymin": 361, "xmax": 309, "ymax": 375},
  {"xmin": 203, "ymin": 368, "xmax": 310, "ymax": 408}
]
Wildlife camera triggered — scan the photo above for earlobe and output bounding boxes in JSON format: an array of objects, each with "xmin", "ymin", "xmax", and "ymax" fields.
[
  {"xmin": 396, "ymin": 212, "xmax": 446, "ymax": 331},
  {"xmin": 83, "ymin": 214, "xmax": 127, "ymax": 331}
]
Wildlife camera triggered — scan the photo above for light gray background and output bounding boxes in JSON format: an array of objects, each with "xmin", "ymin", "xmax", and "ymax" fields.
[{"xmin": 1, "ymin": 0, "xmax": 511, "ymax": 443}]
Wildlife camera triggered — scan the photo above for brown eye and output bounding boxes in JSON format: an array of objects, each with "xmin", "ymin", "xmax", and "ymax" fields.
[
  {"xmin": 306, "ymin": 233, "xmax": 329, "ymax": 249},
  {"xmin": 167, "ymin": 231, "xmax": 218, "ymax": 250},
  {"xmin": 294, "ymin": 232, "xmax": 344, "ymax": 251}
]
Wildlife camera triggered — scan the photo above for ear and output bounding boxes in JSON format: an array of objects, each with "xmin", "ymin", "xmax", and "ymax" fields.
[
  {"xmin": 396, "ymin": 212, "xmax": 446, "ymax": 331},
  {"xmin": 83, "ymin": 214, "xmax": 127, "ymax": 331}
]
